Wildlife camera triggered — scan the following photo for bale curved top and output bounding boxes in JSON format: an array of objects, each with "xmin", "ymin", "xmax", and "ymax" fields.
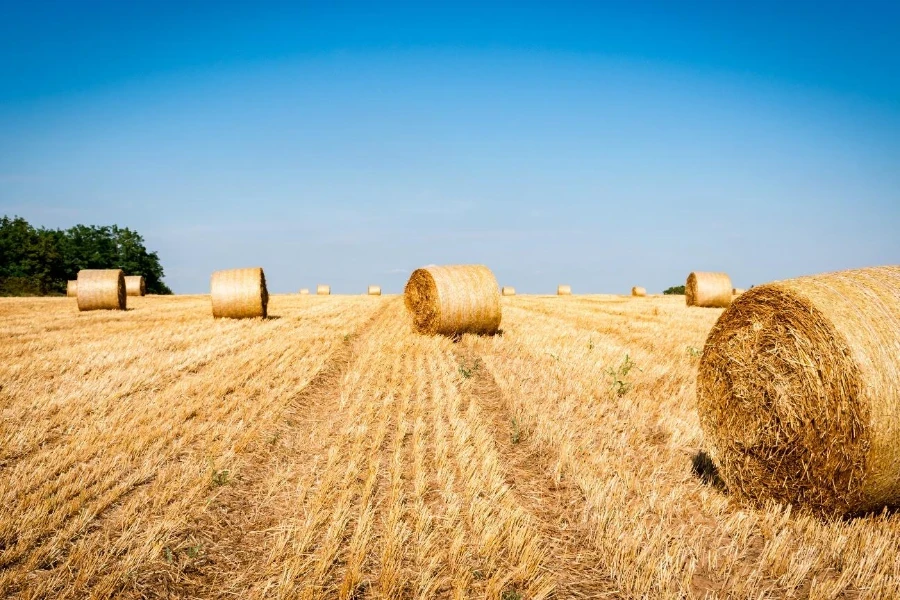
[
  {"xmin": 77, "ymin": 269, "xmax": 126, "ymax": 311},
  {"xmin": 125, "ymin": 275, "xmax": 146, "ymax": 296},
  {"xmin": 404, "ymin": 264, "xmax": 501, "ymax": 335},
  {"xmin": 632, "ymin": 286, "xmax": 646, "ymax": 297},
  {"xmin": 697, "ymin": 265, "xmax": 900, "ymax": 515},
  {"xmin": 686, "ymin": 272, "xmax": 732, "ymax": 307},
  {"xmin": 210, "ymin": 267, "xmax": 268, "ymax": 319}
]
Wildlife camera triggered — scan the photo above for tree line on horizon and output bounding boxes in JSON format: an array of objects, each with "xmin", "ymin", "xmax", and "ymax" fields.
[{"xmin": 0, "ymin": 215, "xmax": 172, "ymax": 296}]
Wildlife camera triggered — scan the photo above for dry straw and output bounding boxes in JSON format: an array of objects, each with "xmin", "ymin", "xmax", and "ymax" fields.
[
  {"xmin": 557, "ymin": 285, "xmax": 572, "ymax": 296},
  {"xmin": 77, "ymin": 269, "xmax": 126, "ymax": 311},
  {"xmin": 632, "ymin": 286, "xmax": 647, "ymax": 297},
  {"xmin": 317, "ymin": 284, "xmax": 331, "ymax": 295},
  {"xmin": 501, "ymin": 286, "xmax": 516, "ymax": 296},
  {"xmin": 367, "ymin": 285, "xmax": 382, "ymax": 296},
  {"xmin": 66, "ymin": 280, "xmax": 77, "ymax": 297},
  {"xmin": 685, "ymin": 272, "xmax": 732, "ymax": 308},
  {"xmin": 404, "ymin": 264, "xmax": 501, "ymax": 336},
  {"xmin": 125, "ymin": 275, "xmax": 146, "ymax": 296},
  {"xmin": 697, "ymin": 265, "xmax": 900, "ymax": 515},
  {"xmin": 210, "ymin": 267, "xmax": 268, "ymax": 319},
  {"xmin": 299, "ymin": 288, "xmax": 310, "ymax": 295}
]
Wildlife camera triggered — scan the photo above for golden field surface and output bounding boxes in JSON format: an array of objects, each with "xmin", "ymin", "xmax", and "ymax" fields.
[{"xmin": 2, "ymin": 294, "xmax": 900, "ymax": 599}]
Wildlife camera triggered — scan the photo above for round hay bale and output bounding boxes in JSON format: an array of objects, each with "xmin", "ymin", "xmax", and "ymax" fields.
[
  {"xmin": 66, "ymin": 280, "xmax": 78, "ymax": 297},
  {"xmin": 367, "ymin": 285, "xmax": 382, "ymax": 296},
  {"xmin": 733, "ymin": 287, "xmax": 746, "ymax": 296},
  {"xmin": 404, "ymin": 264, "xmax": 501, "ymax": 336},
  {"xmin": 501, "ymin": 286, "xmax": 516, "ymax": 296},
  {"xmin": 697, "ymin": 265, "xmax": 900, "ymax": 515},
  {"xmin": 77, "ymin": 269, "xmax": 126, "ymax": 311},
  {"xmin": 686, "ymin": 272, "xmax": 732, "ymax": 308},
  {"xmin": 210, "ymin": 267, "xmax": 268, "ymax": 319},
  {"xmin": 125, "ymin": 275, "xmax": 146, "ymax": 296},
  {"xmin": 299, "ymin": 288, "xmax": 310, "ymax": 295},
  {"xmin": 631, "ymin": 286, "xmax": 647, "ymax": 297},
  {"xmin": 557, "ymin": 285, "xmax": 572, "ymax": 296},
  {"xmin": 317, "ymin": 284, "xmax": 331, "ymax": 296}
]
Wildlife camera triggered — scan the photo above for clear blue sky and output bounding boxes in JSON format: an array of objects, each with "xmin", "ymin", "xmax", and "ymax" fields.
[{"xmin": 1, "ymin": 1, "xmax": 898, "ymax": 294}]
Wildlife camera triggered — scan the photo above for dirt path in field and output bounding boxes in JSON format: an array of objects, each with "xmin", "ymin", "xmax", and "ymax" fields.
[{"xmin": 454, "ymin": 343, "xmax": 621, "ymax": 599}]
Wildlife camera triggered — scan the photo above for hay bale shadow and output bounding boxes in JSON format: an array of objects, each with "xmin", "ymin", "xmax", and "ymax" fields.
[{"xmin": 692, "ymin": 450, "xmax": 727, "ymax": 492}]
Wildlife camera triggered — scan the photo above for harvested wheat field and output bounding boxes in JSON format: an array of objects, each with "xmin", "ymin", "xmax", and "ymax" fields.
[{"xmin": 3, "ymin": 293, "xmax": 900, "ymax": 599}]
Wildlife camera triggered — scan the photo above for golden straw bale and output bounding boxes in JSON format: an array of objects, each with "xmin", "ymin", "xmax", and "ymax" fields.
[
  {"xmin": 299, "ymin": 288, "xmax": 310, "ymax": 295},
  {"xmin": 367, "ymin": 285, "xmax": 382, "ymax": 296},
  {"xmin": 501, "ymin": 286, "xmax": 516, "ymax": 296},
  {"xmin": 77, "ymin": 269, "xmax": 126, "ymax": 311},
  {"xmin": 404, "ymin": 264, "xmax": 501, "ymax": 335},
  {"xmin": 685, "ymin": 272, "xmax": 732, "ymax": 307},
  {"xmin": 733, "ymin": 287, "xmax": 746, "ymax": 296},
  {"xmin": 697, "ymin": 265, "xmax": 900, "ymax": 515},
  {"xmin": 557, "ymin": 285, "xmax": 572, "ymax": 296},
  {"xmin": 210, "ymin": 267, "xmax": 268, "ymax": 319},
  {"xmin": 125, "ymin": 275, "xmax": 146, "ymax": 296},
  {"xmin": 632, "ymin": 286, "xmax": 647, "ymax": 297},
  {"xmin": 66, "ymin": 280, "xmax": 77, "ymax": 297},
  {"xmin": 317, "ymin": 284, "xmax": 331, "ymax": 295}
]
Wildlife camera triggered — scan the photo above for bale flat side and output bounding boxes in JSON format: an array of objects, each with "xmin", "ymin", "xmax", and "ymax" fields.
[
  {"xmin": 686, "ymin": 272, "xmax": 732, "ymax": 307},
  {"xmin": 77, "ymin": 270, "xmax": 126, "ymax": 311},
  {"xmin": 210, "ymin": 267, "xmax": 268, "ymax": 319},
  {"xmin": 697, "ymin": 265, "xmax": 900, "ymax": 515}
]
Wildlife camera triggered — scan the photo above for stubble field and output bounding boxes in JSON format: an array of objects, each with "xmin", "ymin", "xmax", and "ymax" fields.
[{"xmin": 2, "ymin": 294, "xmax": 899, "ymax": 599}]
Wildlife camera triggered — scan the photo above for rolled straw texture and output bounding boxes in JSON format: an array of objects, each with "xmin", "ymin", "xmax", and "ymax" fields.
[
  {"xmin": 501, "ymin": 286, "xmax": 516, "ymax": 296},
  {"xmin": 317, "ymin": 285, "xmax": 331, "ymax": 296},
  {"xmin": 697, "ymin": 265, "xmax": 900, "ymax": 515},
  {"xmin": 632, "ymin": 286, "xmax": 647, "ymax": 297},
  {"xmin": 367, "ymin": 285, "xmax": 382, "ymax": 296},
  {"xmin": 125, "ymin": 275, "xmax": 146, "ymax": 296},
  {"xmin": 299, "ymin": 289, "xmax": 310, "ymax": 295},
  {"xmin": 77, "ymin": 269, "xmax": 126, "ymax": 311},
  {"xmin": 686, "ymin": 272, "xmax": 732, "ymax": 307},
  {"xmin": 404, "ymin": 264, "xmax": 501, "ymax": 335},
  {"xmin": 210, "ymin": 268, "xmax": 268, "ymax": 319},
  {"xmin": 66, "ymin": 280, "xmax": 77, "ymax": 297},
  {"xmin": 557, "ymin": 285, "xmax": 572, "ymax": 296}
]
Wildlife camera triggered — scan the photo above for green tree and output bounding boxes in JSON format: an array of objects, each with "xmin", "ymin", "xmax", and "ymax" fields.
[{"xmin": 663, "ymin": 285, "xmax": 685, "ymax": 295}]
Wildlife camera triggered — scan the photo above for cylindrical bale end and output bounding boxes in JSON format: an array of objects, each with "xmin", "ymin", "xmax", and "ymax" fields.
[
  {"xmin": 210, "ymin": 267, "xmax": 268, "ymax": 319},
  {"xmin": 404, "ymin": 264, "xmax": 501, "ymax": 336},
  {"xmin": 697, "ymin": 265, "xmax": 900, "ymax": 515},
  {"xmin": 125, "ymin": 275, "xmax": 146, "ymax": 296},
  {"xmin": 686, "ymin": 272, "xmax": 732, "ymax": 307},
  {"xmin": 77, "ymin": 269, "xmax": 126, "ymax": 311}
]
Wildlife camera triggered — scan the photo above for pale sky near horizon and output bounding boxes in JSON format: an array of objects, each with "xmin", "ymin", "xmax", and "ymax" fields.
[{"xmin": 1, "ymin": 1, "xmax": 898, "ymax": 293}]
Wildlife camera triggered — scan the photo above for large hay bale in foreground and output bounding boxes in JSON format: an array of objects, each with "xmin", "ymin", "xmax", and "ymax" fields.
[
  {"xmin": 697, "ymin": 265, "xmax": 900, "ymax": 515},
  {"xmin": 66, "ymin": 280, "xmax": 77, "ymax": 297},
  {"xmin": 686, "ymin": 272, "xmax": 732, "ymax": 307},
  {"xmin": 317, "ymin": 284, "xmax": 331, "ymax": 296},
  {"xmin": 368, "ymin": 285, "xmax": 382, "ymax": 296},
  {"xmin": 125, "ymin": 275, "xmax": 146, "ymax": 296},
  {"xmin": 404, "ymin": 264, "xmax": 501, "ymax": 335},
  {"xmin": 501, "ymin": 286, "xmax": 516, "ymax": 296},
  {"xmin": 557, "ymin": 285, "xmax": 572, "ymax": 296},
  {"xmin": 77, "ymin": 269, "xmax": 126, "ymax": 311},
  {"xmin": 210, "ymin": 268, "xmax": 268, "ymax": 319},
  {"xmin": 632, "ymin": 286, "xmax": 646, "ymax": 297}
]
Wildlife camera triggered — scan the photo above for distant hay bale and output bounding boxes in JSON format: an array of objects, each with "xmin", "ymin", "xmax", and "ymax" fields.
[
  {"xmin": 557, "ymin": 285, "xmax": 572, "ymax": 296},
  {"xmin": 697, "ymin": 265, "xmax": 900, "ymax": 515},
  {"xmin": 77, "ymin": 269, "xmax": 126, "ymax": 311},
  {"xmin": 685, "ymin": 272, "xmax": 732, "ymax": 308},
  {"xmin": 404, "ymin": 264, "xmax": 501, "ymax": 335},
  {"xmin": 317, "ymin": 285, "xmax": 331, "ymax": 296},
  {"xmin": 368, "ymin": 285, "xmax": 382, "ymax": 296},
  {"xmin": 125, "ymin": 275, "xmax": 146, "ymax": 296},
  {"xmin": 632, "ymin": 286, "xmax": 647, "ymax": 297},
  {"xmin": 210, "ymin": 267, "xmax": 268, "ymax": 319},
  {"xmin": 501, "ymin": 286, "xmax": 516, "ymax": 296},
  {"xmin": 733, "ymin": 287, "xmax": 746, "ymax": 295},
  {"xmin": 299, "ymin": 288, "xmax": 310, "ymax": 295},
  {"xmin": 66, "ymin": 280, "xmax": 77, "ymax": 297}
]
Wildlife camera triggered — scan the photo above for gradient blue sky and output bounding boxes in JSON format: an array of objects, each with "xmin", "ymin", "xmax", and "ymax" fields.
[{"xmin": 1, "ymin": 1, "xmax": 898, "ymax": 294}]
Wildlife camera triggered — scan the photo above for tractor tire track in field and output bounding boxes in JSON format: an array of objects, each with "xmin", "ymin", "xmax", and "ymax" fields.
[
  {"xmin": 143, "ymin": 300, "xmax": 396, "ymax": 599},
  {"xmin": 453, "ymin": 344, "xmax": 621, "ymax": 599}
]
